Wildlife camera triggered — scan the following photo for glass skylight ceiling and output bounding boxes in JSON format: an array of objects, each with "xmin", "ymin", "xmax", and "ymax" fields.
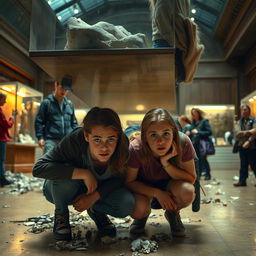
[
  {"xmin": 45, "ymin": 0, "xmax": 227, "ymax": 34},
  {"xmin": 46, "ymin": 0, "xmax": 126, "ymax": 23}
]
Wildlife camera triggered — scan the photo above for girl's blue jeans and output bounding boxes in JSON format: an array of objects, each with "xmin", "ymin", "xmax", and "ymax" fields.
[{"xmin": 43, "ymin": 179, "xmax": 135, "ymax": 217}]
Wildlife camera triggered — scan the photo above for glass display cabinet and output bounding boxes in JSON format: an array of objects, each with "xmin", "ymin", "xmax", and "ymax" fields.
[
  {"xmin": 185, "ymin": 105, "xmax": 235, "ymax": 146},
  {"xmin": 29, "ymin": 0, "xmax": 176, "ymax": 113},
  {"xmin": 0, "ymin": 82, "xmax": 43, "ymax": 172}
]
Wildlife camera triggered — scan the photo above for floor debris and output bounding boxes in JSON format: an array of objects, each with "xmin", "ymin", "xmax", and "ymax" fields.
[
  {"xmin": 131, "ymin": 238, "xmax": 158, "ymax": 254},
  {"xmin": 54, "ymin": 239, "xmax": 88, "ymax": 251},
  {"xmin": 1, "ymin": 171, "xmax": 44, "ymax": 195}
]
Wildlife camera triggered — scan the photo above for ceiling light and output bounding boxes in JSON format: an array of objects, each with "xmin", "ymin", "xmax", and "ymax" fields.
[
  {"xmin": 58, "ymin": 16, "xmax": 62, "ymax": 20},
  {"xmin": 191, "ymin": 17, "xmax": 195, "ymax": 21},
  {"xmin": 136, "ymin": 104, "xmax": 145, "ymax": 111},
  {"xmin": 191, "ymin": 9, "xmax": 196, "ymax": 14},
  {"xmin": 73, "ymin": 4, "xmax": 79, "ymax": 14}
]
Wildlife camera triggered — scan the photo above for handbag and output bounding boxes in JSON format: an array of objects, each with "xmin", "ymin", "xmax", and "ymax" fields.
[
  {"xmin": 232, "ymin": 140, "xmax": 239, "ymax": 154},
  {"xmin": 199, "ymin": 138, "xmax": 215, "ymax": 156}
]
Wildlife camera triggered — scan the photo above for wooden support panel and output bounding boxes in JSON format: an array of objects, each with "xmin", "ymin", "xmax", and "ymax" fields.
[
  {"xmin": 5, "ymin": 143, "xmax": 38, "ymax": 173},
  {"xmin": 30, "ymin": 48, "xmax": 176, "ymax": 112}
]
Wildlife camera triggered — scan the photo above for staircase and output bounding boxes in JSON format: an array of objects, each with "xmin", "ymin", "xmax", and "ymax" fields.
[{"xmin": 207, "ymin": 146, "xmax": 240, "ymax": 170}]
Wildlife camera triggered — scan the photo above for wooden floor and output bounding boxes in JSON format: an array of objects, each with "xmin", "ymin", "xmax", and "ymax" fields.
[{"xmin": 0, "ymin": 169, "xmax": 255, "ymax": 256}]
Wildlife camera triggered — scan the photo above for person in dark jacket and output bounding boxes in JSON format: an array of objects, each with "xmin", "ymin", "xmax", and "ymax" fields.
[
  {"xmin": 0, "ymin": 92, "xmax": 14, "ymax": 187},
  {"xmin": 35, "ymin": 78, "xmax": 78, "ymax": 153},
  {"xmin": 233, "ymin": 104, "xmax": 256, "ymax": 187},
  {"xmin": 178, "ymin": 115, "xmax": 192, "ymax": 135},
  {"xmin": 33, "ymin": 107, "xmax": 135, "ymax": 241},
  {"xmin": 190, "ymin": 108, "xmax": 213, "ymax": 180}
]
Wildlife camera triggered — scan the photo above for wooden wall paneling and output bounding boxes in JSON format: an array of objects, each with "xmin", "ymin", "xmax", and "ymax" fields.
[
  {"xmin": 247, "ymin": 68, "xmax": 256, "ymax": 92},
  {"xmin": 178, "ymin": 78, "xmax": 238, "ymax": 114}
]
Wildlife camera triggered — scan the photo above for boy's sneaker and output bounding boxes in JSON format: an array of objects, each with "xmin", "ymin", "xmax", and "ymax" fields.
[
  {"xmin": 164, "ymin": 211, "xmax": 186, "ymax": 237},
  {"xmin": 87, "ymin": 208, "xmax": 116, "ymax": 237},
  {"xmin": 53, "ymin": 213, "xmax": 72, "ymax": 241},
  {"xmin": 130, "ymin": 215, "xmax": 149, "ymax": 234}
]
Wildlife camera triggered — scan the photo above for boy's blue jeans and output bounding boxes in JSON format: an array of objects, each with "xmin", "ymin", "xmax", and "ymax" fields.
[{"xmin": 43, "ymin": 179, "xmax": 135, "ymax": 218}]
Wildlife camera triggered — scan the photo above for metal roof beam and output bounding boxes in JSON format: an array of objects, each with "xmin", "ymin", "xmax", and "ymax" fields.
[
  {"xmin": 196, "ymin": 19, "xmax": 215, "ymax": 31},
  {"xmin": 54, "ymin": 0, "xmax": 80, "ymax": 13},
  {"xmin": 192, "ymin": 0, "xmax": 220, "ymax": 17}
]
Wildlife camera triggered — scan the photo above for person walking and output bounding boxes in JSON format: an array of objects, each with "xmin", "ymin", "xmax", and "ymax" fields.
[
  {"xmin": 35, "ymin": 77, "xmax": 78, "ymax": 153},
  {"xmin": 233, "ymin": 104, "xmax": 256, "ymax": 187},
  {"xmin": 190, "ymin": 108, "xmax": 213, "ymax": 180}
]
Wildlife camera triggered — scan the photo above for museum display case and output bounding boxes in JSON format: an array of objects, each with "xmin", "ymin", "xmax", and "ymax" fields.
[
  {"xmin": 29, "ymin": 0, "xmax": 175, "ymax": 51},
  {"xmin": 29, "ymin": 0, "xmax": 176, "ymax": 112},
  {"xmin": 185, "ymin": 105, "xmax": 235, "ymax": 146},
  {"xmin": 0, "ymin": 82, "xmax": 43, "ymax": 172}
]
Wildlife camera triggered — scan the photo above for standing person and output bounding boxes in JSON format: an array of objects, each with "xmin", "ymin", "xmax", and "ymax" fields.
[
  {"xmin": 126, "ymin": 108, "xmax": 196, "ymax": 237},
  {"xmin": 148, "ymin": 0, "xmax": 204, "ymax": 84},
  {"xmin": 178, "ymin": 115, "xmax": 192, "ymax": 136},
  {"xmin": 190, "ymin": 108, "xmax": 213, "ymax": 180},
  {"xmin": 0, "ymin": 92, "xmax": 14, "ymax": 187},
  {"xmin": 33, "ymin": 107, "xmax": 135, "ymax": 241},
  {"xmin": 124, "ymin": 125, "xmax": 141, "ymax": 142},
  {"xmin": 35, "ymin": 77, "xmax": 78, "ymax": 153},
  {"xmin": 233, "ymin": 104, "xmax": 256, "ymax": 187}
]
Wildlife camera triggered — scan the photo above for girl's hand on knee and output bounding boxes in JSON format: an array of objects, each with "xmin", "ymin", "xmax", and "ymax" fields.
[
  {"xmin": 73, "ymin": 192, "xmax": 100, "ymax": 212},
  {"xmin": 165, "ymin": 194, "xmax": 177, "ymax": 211},
  {"xmin": 83, "ymin": 171, "xmax": 98, "ymax": 194},
  {"xmin": 155, "ymin": 190, "xmax": 177, "ymax": 211}
]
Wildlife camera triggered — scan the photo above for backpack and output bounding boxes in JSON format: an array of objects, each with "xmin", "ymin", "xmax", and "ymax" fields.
[{"xmin": 178, "ymin": 131, "xmax": 201, "ymax": 212}]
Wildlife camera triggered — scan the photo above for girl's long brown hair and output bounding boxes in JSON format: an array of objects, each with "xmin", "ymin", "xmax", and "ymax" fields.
[
  {"xmin": 179, "ymin": 115, "xmax": 192, "ymax": 124},
  {"xmin": 191, "ymin": 108, "xmax": 205, "ymax": 121},
  {"xmin": 140, "ymin": 108, "xmax": 182, "ymax": 167},
  {"xmin": 83, "ymin": 107, "xmax": 129, "ymax": 175}
]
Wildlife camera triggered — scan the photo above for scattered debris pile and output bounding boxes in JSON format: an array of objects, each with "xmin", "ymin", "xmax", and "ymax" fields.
[
  {"xmin": 1, "ymin": 171, "xmax": 44, "ymax": 195},
  {"xmin": 54, "ymin": 239, "xmax": 88, "ymax": 251},
  {"xmin": 131, "ymin": 238, "xmax": 158, "ymax": 255},
  {"xmin": 11, "ymin": 212, "xmax": 90, "ymax": 234}
]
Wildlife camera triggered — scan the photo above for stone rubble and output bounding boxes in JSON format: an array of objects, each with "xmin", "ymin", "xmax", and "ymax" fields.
[
  {"xmin": 55, "ymin": 239, "xmax": 88, "ymax": 251},
  {"xmin": 1, "ymin": 171, "xmax": 44, "ymax": 195},
  {"xmin": 131, "ymin": 238, "xmax": 158, "ymax": 254}
]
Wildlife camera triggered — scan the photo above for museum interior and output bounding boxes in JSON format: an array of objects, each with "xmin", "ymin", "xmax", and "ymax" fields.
[{"xmin": 0, "ymin": 0, "xmax": 256, "ymax": 255}]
